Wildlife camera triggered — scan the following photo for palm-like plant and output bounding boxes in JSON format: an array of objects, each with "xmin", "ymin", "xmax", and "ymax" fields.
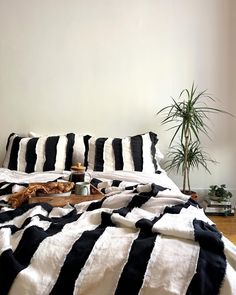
[{"xmin": 157, "ymin": 83, "xmax": 232, "ymax": 193}]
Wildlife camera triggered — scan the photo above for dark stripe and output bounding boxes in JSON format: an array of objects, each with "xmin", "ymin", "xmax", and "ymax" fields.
[
  {"xmin": 0, "ymin": 249, "xmax": 25, "ymax": 295},
  {"xmin": 5, "ymin": 133, "xmax": 15, "ymax": 151},
  {"xmin": 83, "ymin": 135, "xmax": 91, "ymax": 168},
  {"xmin": 135, "ymin": 216, "xmax": 159, "ymax": 234},
  {"xmin": 151, "ymin": 184, "xmax": 168, "ymax": 195},
  {"xmin": 0, "ymin": 207, "xmax": 83, "ymax": 294},
  {"xmin": 0, "ymin": 214, "xmax": 38, "ymax": 234},
  {"xmin": 138, "ymin": 183, "xmax": 168, "ymax": 197},
  {"xmin": 187, "ymin": 219, "xmax": 226, "ymax": 295},
  {"xmin": 115, "ymin": 230, "xmax": 157, "ymax": 295},
  {"xmin": 8, "ymin": 136, "xmax": 22, "ymax": 170},
  {"xmin": 0, "ymin": 183, "xmax": 15, "ymax": 195},
  {"xmin": 112, "ymin": 138, "xmax": 123, "ymax": 170},
  {"xmin": 0, "ymin": 226, "xmax": 58, "ymax": 294},
  {"xmin": 101, "ymin": 188, "xmax": 106, "ymax": 194},
  {"xmin": 25, "ymin": 137, "xmax": 39, "ymax": 173},
  {"xmin": 114, "ymin": 194, "xmax": 152, "ymax": 217},
  {"xmin": 100, "ymin": 211, "xmax": 115, "ymax": 227},
  {"xmin": 112, "ymin": 180, "xmax": 122, "ymax": 187},
  {"xmin": 130, "ymin": 135, "xmax": 143, "ymax": 171},
  {"xmin": 114, "ymin": 207, "xmax": 130, "ymax": 217},
  {"xmin": 35, "ymin": 208, "xmax": 79, "ymax": 224},
  {"xmin": 86, "ymin": 197, "xmax": 106, "ymax": 211},
  {"xmin": 125, "ymin": 184, "xmax": 138, "ymax": 190},
  {"xmin": 90, "ymin": 178, "xmax": 102, "ymax": 188},
  {"xmin": 0, "ymin": 201, "xmax": 8, "ymax": 208},
  {"xmin": 128, "ymin": 194, "xmax": 152, "ymax": 209},
  {"xmin": 0, "ymin": 182, "xmax": 8, "ymax": 188},
  {"xmin": 0, "ymin": 203, "xmax": 52, "ymax": 223},
  {"xmin": 65, "ymin": 133, "xmax": 75, "ymax": 170},
  {"xmin": 163, "ymin": 198, "xmax": 196, "ymax": 214},
  {"xmin": 149, "ymin": 132, "xmax": 158, "ymax": 172},
  {"xmin": 43, "ymin": 136, "xmax": 59, "ymax": 171},
  {"xmin": 94, "ymin": 138, "xmax": 107, "ymax": 171},
  {"xmin": 50, "ymin": 227, "xmax": 106, "ymax": 295}
]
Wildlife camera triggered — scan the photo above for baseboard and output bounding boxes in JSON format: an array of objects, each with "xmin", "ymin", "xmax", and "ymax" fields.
[{"xmin": 193, "ymin": 188, "xmax": 236, "ymax": 209}]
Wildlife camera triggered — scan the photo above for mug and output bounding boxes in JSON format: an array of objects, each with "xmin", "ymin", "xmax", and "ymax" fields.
[{"xmin": 75, "ymin": 182, "xmax": 90, "ymax": 196}]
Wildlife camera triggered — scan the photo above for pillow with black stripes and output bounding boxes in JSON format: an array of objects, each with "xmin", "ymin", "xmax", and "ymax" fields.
[
  {"xmin": 87, "ymin": 132, "xmax": 161, "ymax": 173},
  {"xmin": 2, "ymin": 133, "xmax": 90, "ymax": 173}
]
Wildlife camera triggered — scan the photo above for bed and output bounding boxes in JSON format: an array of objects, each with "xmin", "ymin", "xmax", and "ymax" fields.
[{"xmin": 0, "ymin": 132, "xmax": 236, "ymax": 295}]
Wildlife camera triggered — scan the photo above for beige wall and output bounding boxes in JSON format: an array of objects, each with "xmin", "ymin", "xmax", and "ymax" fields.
[{"xmin": 0, "ymin": 0, "xmax": 235, "ymax": 192}]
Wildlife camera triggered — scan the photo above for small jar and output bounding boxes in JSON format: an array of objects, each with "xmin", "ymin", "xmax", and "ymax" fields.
[{"xmin": 70, "ymin": 163, "xmax": 85, "ymax": 183}]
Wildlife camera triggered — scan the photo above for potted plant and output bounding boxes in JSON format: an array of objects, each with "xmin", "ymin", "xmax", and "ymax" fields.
[
  {"xmin": 157, "ymin": 83, "xmax": 232, "ymax": 195},
  {"xmin": 208, "ymin": 184, "xmax": 232, "ymax": 202}
]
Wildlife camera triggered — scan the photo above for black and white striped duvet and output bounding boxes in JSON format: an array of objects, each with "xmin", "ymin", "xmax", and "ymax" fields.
[{"xmin": 0, "ymin": 176, "xmax": 235, "ymax": 294}]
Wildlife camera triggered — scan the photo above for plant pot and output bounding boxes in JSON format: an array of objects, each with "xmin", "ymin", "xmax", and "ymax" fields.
[{"xmin": 181, "ymin": 190, "xmax": 198, "ymax": 200}]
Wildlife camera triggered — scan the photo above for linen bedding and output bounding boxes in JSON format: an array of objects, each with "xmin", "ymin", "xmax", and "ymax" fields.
[{"xmin": 0, "ymin": 169, "xmax": 235, "ymax": 295}]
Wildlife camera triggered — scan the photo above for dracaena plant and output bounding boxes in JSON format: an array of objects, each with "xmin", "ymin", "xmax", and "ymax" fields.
[{"xmin": 157, "ymin": 83, "xmax": 232, "ymax": 193}]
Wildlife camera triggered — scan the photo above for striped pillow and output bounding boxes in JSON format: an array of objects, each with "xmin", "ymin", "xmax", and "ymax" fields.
[
  {"xmin": 2, "ymin": 133, "xmax": 89, "ymax": 172},
  {"xmin": 27, "ymin": 132, "xmax": 92, "ymax": 168},
  {"xmin": 87, "ymin": 132, "xmax": 160, "ymax": 173}
]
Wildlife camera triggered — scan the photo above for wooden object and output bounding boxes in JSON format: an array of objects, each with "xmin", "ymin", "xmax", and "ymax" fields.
[
  {"xmin": 210, "ymin": 214, "xmax": 236, "ymax": 245},
  {"xmin": 28, "ymin": 185, "xmax": 104, "ymax": 207}
]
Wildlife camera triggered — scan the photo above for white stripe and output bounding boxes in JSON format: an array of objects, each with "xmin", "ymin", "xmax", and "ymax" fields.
[
  {"xmin": 34, "ymin": 137, "xmax": 47, "ymax": 171},
  {"xmin": 2, "ymin": 134, "xmax": 17, "ymax": 168},
  {"xmin": 103, "ymin": 138, "xmax": 115, "ymax": 171},
  {"xmin": 0, "ymin": 169, "xmax": 70, "ymax": 184},
  {"xmin": 54, "ymin": 135, "xmax": 67, "ymax": 171},
  {"xmin": 74, "ymin": 227, "xmax": 139, "ymax": 295},
  {"xmin": 140, "ymin": 235, "xmax": 199, "ymax": 295},
  {"xmin": 141, "ymin": 133, "xmax": 155, "ymax": 173},
  {"xmin": 72, "ymin": 134, "xmax": 86, "ymax": 166},
  {"xmin": 18, "ymin": 138, "xmax": 31, "ymax": 172},
  {"xmin": 220, "ymin": 237, "xmax": 236, "ymax": 295},
  {"xmin": 122, "ymin": 137, "xmax": 134, "ymax": 171},
  {"xmin": 152, "ymin": 208, "xmax": 196, "ymax": 240},
  {"xmin": 0, "ymin": 228, "xmax": 12, "ymax": 255},
  {"xmin": 87, "ymin": 137, "xmax": 96, "ymax": 170}
]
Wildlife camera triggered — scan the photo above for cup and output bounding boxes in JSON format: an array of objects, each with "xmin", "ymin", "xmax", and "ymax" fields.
[{"xmin": 75, "ymin": 182, "xmax": 90, "ymax": 196}]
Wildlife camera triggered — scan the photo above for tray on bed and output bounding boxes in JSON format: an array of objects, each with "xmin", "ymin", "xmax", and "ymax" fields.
[{"xmin": 28, "ymin": 184, "xmax": 104, "ymax": 207}]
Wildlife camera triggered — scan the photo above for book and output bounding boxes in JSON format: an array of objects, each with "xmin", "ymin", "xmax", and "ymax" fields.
[
  {"xmin": 205, "ymin": 207, "xmax": 234, "ymax": 216},
  {"xmin": 206, "ymin": 199, "xmax": 231, "ymax": 207}
]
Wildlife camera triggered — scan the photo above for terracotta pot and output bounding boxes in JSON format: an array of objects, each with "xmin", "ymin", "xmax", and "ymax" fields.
[{"xmin": 181, "ymin": 190, "xmax": 198, "ymax": 200}]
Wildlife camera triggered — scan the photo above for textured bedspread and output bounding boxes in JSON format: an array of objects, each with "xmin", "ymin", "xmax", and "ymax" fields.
[{"xmin": 0, "ymin": 169, "xmax": 235, "ymax": 295}]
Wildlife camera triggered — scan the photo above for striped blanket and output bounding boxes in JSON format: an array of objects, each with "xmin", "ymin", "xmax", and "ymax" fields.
[{"xmin": 0, "ymin": 170, "xmax": 235, "ymax": 294}]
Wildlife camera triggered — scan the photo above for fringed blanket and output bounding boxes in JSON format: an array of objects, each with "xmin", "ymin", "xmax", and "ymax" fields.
[{"xmin": 0, "ymin": 169, "xmax": 235, "ymax": 295}]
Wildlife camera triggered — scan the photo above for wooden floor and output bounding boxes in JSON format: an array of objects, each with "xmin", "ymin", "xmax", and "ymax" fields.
[{"xmin": 209, "ymin": 214, "xmax": 236, "ymax": 245}]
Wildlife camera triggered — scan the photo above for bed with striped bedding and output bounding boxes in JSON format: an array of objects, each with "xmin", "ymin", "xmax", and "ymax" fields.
[{"xmin": 0, "ymin": 169, "xmax": 235, "ymax": 295}]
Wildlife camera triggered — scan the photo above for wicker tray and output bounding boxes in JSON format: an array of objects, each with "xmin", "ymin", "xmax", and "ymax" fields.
[{"xmin": 28, "ymin": 185, "xmax": 104, "ymax": 207}]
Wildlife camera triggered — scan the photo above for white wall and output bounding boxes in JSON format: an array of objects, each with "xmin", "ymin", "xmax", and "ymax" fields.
[{"xmin": 0, "ymin": 0, "xmax": 235, "ymax": 193}]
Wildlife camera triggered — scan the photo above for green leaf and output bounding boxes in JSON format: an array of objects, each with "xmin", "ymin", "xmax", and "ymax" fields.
[{"xmin": 156, "ymin": 82, "xmax": 233, "ymax": 191}]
